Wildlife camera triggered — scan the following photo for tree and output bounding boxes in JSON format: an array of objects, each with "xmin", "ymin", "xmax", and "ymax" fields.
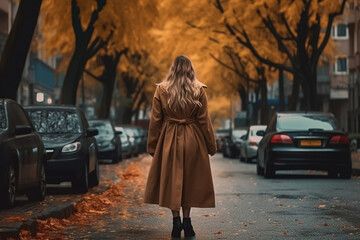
[
  {"xmin": 0, "ymin": 0, "xmax": 43, "ymax": 100},
  {"xmin": 39, "ymin": 0, "xmax": 158, "ymax": 105},
  {"xmin": 118, "ymin": 51, "xmax": 158, "ymax": 124},
  {"xmin": 214, "ymin": 0, "xmax": 347, "ymax": 110}
]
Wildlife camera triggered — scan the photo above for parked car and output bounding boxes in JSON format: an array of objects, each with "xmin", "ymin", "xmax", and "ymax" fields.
[
  {"xmin": 118, "ymin": 126, "xmax": 140, "ymax": 156},
  {"xmin": 223, "ymin": 128, "xmax": 248, "ymax": 158},
  {"xmin": 114, "ymin": 126, "xmax": 132, "ymax": 159},
  {"xmin": 131, "ymin": 126, "xmax": 147, "ymax": 153},
  {"xmin": 0, "ymin": 99, "xmax": 46, "ymax": 208},
  {"xmin": 257, "ymin": 112, "xmax": 352, "ymax": 179},
  {"xmin": 88, "ymin": 120, "xmax": 122, "ymax": 163},
  {"xmin": 215, "ymin": 129, "xmax": 230, "ymax": 152},
  {"xmin": 25, "ymin": 105, "xmax": 99, "ymax": 193},
  {"xmin": 240, "ymin": 125, "xmax": 267, "ymax": 163}
]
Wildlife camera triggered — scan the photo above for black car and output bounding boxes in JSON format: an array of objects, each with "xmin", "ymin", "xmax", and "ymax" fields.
[
  {"xmin": 257, "ymin": 112, "xmax": 352, "ymax": 179},
  {"xmin": 0, "ymin": 99, "xmax": 46, "ymax": 208},
  {"xmin": 88, "ymin": 119, "xmax": 122, "ymax": 163},
  {"xmin": 25, "ymin": 106, "xmax": 99, "ymax": 193},
  {"xmin": 222, "ymin": 128, "xmax": 248, "ymax": 158}
]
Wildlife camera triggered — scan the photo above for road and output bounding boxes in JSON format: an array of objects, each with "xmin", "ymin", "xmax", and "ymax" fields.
[{"xmin": 3, "ymin": 154, "xmax": 360, "ymax": 240}]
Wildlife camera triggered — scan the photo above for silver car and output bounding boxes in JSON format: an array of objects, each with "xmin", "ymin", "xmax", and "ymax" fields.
[{"xmin": 240, "ymin": 125, "xmax": 267, "ymax": 162}]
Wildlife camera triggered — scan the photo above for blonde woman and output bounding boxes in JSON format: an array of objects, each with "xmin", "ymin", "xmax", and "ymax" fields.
[{"xmin": 144, "ymin": 55, "xmax": 217, "ymax": 238}]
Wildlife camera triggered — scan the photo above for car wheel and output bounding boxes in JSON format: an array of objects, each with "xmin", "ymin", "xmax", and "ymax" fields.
[
  {"xmin": 327, "ymin": 170, "xmax": 338, "ymax": 178},
  {"xmin": 0, "ymin": 163, "xmax": 17, "ymax": 208},
  {"xmin": 112, "ymin": 147, "xmax": 120, "ymax": 163},
  {"xmin": 89, "ymin": 157, "xmax": 100, "ymax": 187},
  {"xmin": 256, "ymin": 160, "xmax": 264, "ymax": 176},
  {"xmin": 245, "ymin": 150, "xmax": 250, "ymax": 163},
  {"xmin": 27, "ymin": 163, "xmax": 46, "ymax": 201},
  {"xmin": 339, "ymin": 166, "xmax": 351, "ymax": 179},
  {"xmin": 72, "ymin": 163, "xmax": 89, "ymax": 194},
  {"xmin": 264, "ymin": 159, "xmax": 275, "ymax": 178},
  {"xmin": 223, "ymin": 147, "xmax": 228, "ymax": 158}
]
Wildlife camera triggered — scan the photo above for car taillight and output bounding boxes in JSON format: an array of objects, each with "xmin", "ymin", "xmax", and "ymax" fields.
[
  {"xmin": 329, "ymin": 135, "xmax": 349, "ymax": 145},
  {"xmin": 250, "ymin": 141, "xmax": 257, "ymax": 146},
  {"xmin": 270, "ymin": 134, "xmax": 293, "ymax": 144}
]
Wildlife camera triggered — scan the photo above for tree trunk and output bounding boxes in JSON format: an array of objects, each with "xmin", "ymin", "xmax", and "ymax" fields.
[
  {"xmin": 259, "ymin": 69, "xmax": 268, "ymax": 124},
  {"xmin": 97, "ymin": 54, "xmax": 121, "ymax": 119},
  {"xmin": 60, "ymin": 46, "xmax": 88, "ymax": 104},
  {"xmin": 278, "ymin": 69, "xmax": 285, "ymax": 111},
  {"xmin": 237, "ymin": 86, "xmax": 247, "ymax": 111},
  {"xmin": 289, "ymin": 75, "xmax": 300, "ymax": 111},
  {"xmin": 122, "ymin": 107, "xmax": 133, "ymax": 124},
  {"xmin": 0, "ymin": 0, "xmax": 42, "ymax": 99}
]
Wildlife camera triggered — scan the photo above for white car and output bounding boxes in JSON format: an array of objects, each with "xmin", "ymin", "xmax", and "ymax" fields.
[{"xmin": 240, "ymin": 125, "xmax": 267, "ymax": 163}]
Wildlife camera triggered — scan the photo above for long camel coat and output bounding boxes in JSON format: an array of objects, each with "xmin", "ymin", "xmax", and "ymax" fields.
[{"xmin": 144, "ymin": 83, "xmax": 217, "ymax": 211}]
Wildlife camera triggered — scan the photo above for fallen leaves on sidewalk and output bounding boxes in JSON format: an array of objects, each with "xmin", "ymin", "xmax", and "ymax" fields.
[
  {"xmin": 19, "ymin": 161, "xmax": 146, "ymax": 240},
  {"xmin": 2, "ymin": 216, "xmax": 27, "ymax": 223}
]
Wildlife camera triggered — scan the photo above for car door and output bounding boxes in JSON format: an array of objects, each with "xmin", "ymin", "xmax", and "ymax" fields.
[
  {"xmin": 7, "ymin": 103, "xmax": 34, "ymax": 184},
  {"xmin": 78, "ymin": 110, "xmax": 96, "ymax": 172}
]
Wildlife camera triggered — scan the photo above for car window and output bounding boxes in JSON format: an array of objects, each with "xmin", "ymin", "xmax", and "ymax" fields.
[
  {"xmin": 28, "ymin": 109, "xmax": 82, "ymax": 134},
  {"xmin": 11, "ymin": 104, "xmax": 32, "ymax": 127},
  {"xmin": 277, "ymin": 115, "xmax": 336, "ymax": 131},
  {"xmin": 124, "ymin": 128, "xmax": 135, "ymax": 137},
  {"xmin": 232, "ymin": 129, "xmax": 247, "ymax": 139},
  {"xmin": 0, "ymin": 104, "xmax": 6, "ymax": 129},
  {"xmin": 89, "ymin": 121, "xmax": 114, "ymax": 136}
]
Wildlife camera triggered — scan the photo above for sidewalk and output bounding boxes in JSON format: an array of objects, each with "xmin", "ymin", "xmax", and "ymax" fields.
[
  {"xmin": 351, "ymin": 152, "xmax": 360, "ymax": 175},
  {"xmin": 0, "ymin": 157, "xmax": 138, "ymax": 239}
]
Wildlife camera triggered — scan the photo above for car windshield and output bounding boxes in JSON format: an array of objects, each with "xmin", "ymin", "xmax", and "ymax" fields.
[
  {"xmin": 89, "ymin": 121, "xmax": 114, "ymax": 136},
  {"xmin": 232, "ymin": 129, "xmax": 247, "ymax": 139},
  {"xmin": 28, "ymin": 109, "xmax": 82, "ymax": 134},
  {"xmin": 0, "ymin": 105, "xmax": 6, "ymax": 129},
  {"xmin": 277, "ymin": 114, "xmax": 336, "ymax": 131}
]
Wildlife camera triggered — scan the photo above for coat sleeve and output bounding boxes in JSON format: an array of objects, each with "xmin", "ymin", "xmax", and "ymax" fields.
[
  {"xmin": 147, "ymin": 86, "xmax": 164, "ymax": 155},
  {"xmin": 197, "ymin": 87, "xmax": 217, "ymax": 156}
]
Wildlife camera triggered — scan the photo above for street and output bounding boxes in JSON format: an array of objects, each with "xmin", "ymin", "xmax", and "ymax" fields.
[{"xmin": 3, "ymin": 153, "xmax": 358, "ymax": 240}]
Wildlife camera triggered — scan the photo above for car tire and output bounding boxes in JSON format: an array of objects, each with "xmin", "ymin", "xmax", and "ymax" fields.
[
  {"xmin": 328, "ymin": 170, "xmax": 338, "ymax": 178},
  {"xmin": 0, "ymin": 162, "xmax": 17, "ymax": 209},
  {"xmin": 256, "ymin": 160, "xmax": 264, "ymax": 176},
  {"xmin": 89, "ymin": 158, "xmax": 100, "ymax": 188},
  {"xmin": 27, "ymin": 163, "xmax": 46, "ymax": 201},
  {"xmin": 264, "ymin": 159, "xmax": 275, "ymax": 178},
  {"xmin": 112, "ymin": 147, "xmax": 120, "ymax": 163},
  {"xmin": 340, "ymin": 166, "xmax": 351, "ymax": 179},
  {"xmin": 72, "ymin": 163, "xmax": 89, "ymax": 194}
]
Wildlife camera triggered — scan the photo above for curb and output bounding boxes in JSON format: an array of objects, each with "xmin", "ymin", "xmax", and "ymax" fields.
[{"xmin": 0, "ymin": 201, "xmax": 77, "ymax": 240}]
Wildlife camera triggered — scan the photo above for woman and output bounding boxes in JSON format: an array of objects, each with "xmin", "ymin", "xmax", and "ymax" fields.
[{"xmin": 144, "ymin": 55, "xmax": 217, "ymax": 238}]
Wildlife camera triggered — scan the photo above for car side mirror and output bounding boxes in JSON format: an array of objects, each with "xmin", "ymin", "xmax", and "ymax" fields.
[
  {"xmin": 87, "ymin": 128, "xmax": 98, "ymax": 137},
  {"xmin": 240, "ymin": 135, "xmax": 246, "ymax": 140},
  {"xmin": 115, "ymin": 130, "xmax": 122, "ymax": 135},
  {"xmin": 257, "ymin": 130, "xmax": 265, "ymax": 137},
  {"xmin": 15, "ymin": 125, "xmax": 32, "ymax": 135}
]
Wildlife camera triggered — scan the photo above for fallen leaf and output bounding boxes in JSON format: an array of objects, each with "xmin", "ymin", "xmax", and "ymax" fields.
[
  {"xmin": 214, "ymin": 231, "xmax": 222, "ymax": 235},
  {"xmin": 324, "ymin": 223, "xmax": 329, "ymax": 227}
]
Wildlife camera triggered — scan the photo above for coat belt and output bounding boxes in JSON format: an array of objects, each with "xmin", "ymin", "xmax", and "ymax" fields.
[{"xmin": 165, "ymin": 117, "xmax": 196, "ymax": 125}]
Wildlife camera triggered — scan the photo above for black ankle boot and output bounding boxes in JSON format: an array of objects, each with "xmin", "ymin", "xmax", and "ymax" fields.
[
  {"xmin": 171, "ymin": 216, "xmax": 182, "ymax": 238},
  {"xmin": 183, "ymin": 217, "xmax": 195, "ymax": 238}
]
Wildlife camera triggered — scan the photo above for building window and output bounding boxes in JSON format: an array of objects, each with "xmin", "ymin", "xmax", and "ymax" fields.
[
  {"xmin": 332, "ymin": 23, "xmax": 348, "ymax": 39},
  {"xmin": 333, "ymin": 56, "xmax": 348, "ymax": 74}
]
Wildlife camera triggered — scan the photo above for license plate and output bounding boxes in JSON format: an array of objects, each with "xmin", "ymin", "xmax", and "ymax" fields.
[{"xmin": 300, "ymin": 140, "xmax": 321, "ymax": 146}]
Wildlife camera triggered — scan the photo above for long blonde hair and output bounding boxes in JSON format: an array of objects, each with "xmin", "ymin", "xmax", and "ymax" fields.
[{"xmin": 160, "ymin": 55, "xmax": 202, "ymax": 112}]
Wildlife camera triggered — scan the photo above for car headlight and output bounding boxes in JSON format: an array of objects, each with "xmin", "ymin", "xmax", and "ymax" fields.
[
  {"xmin": 129, "ymin": 137, "xmax": 135, "ymax": 143},
  {"xmin": 62, "ymin": 142, "xmax": 81, "ymax": 153}
]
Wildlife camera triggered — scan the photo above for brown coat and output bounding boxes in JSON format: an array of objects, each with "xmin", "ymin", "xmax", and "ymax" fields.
[{"xmin": 144, "ymin": 83, "xmax": 216, "ymax": 211}]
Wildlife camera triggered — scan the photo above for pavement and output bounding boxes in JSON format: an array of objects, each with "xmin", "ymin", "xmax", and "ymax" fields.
[
  {"xmin": 0, "ymin": 153, "xmax": 359, "ymax": 240},
  {"xmin": 0, "ymin": 156, "xmax": 140, "ymax": 240}
]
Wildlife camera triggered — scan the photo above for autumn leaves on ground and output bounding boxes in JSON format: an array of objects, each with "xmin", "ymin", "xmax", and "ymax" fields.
[{"xmin": 15, "ymin": 160, "xmax": 148, "ymax": 240}]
